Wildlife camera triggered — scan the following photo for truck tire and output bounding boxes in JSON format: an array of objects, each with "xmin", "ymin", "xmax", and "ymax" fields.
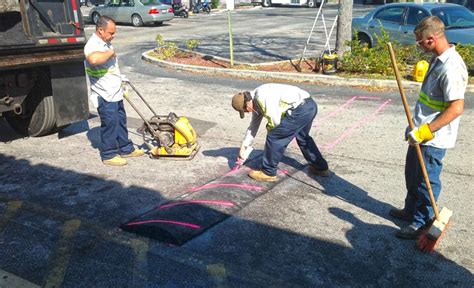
[{"xmin": 6, "ymin": 95, "xmax": 56, "ymax": 137}]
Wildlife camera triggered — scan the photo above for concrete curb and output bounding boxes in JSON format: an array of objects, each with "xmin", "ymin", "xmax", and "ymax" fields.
[{"xmin": 142, "ymin": 50, "xmax": 474, "ymax": 92}]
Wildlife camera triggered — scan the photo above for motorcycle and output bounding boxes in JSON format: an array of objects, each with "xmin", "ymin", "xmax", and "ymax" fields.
[
  {"xmin": 172, "ymin": 3, "xmax": 189, "ymax": 18},
  {"xmin": 192, "ymin": 1, "xmax": 211, "ymax": 14}
]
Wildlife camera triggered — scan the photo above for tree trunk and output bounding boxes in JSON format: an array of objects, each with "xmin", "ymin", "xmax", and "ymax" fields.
[
  {"xmin": 335, "ymin": 0, "xmax": 353, "ymax": 57},
  {"xmin": 0, "ymin": 0, "xmax": 20, "ymax": 12}
]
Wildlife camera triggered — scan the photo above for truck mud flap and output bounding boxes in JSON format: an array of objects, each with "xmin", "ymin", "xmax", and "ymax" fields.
[
  {"xmin": 121, "ymin": 156, "xmax": 294, "ymax": 245},
  {"xmin": 51, "ymin": 62, "xmax": 89, "ymax": 127}
]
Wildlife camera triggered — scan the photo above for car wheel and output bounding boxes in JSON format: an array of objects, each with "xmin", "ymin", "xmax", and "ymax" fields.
[
  {"xmin": 92, "ymin": 12, "xmax": 100, "ymax": 24},
  {"xmin": 262, "ymin": 0, "xmax": 271, "ymax": 7},
  {"xmin": 131, "ymin": 14, "xmax": 143, "ymax": 27},
  {"xmin": 358, "ymin": 33, "xmax": 372, "ymax": 49},
  {"xmin": 307, "ymin": 1, "xmax": 315, "ymax": 8}
]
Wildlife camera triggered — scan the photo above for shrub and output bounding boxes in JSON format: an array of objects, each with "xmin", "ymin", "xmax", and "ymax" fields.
[
  {"xmin": 154, "ymin": 34, "xmax": 178, "ymax": 60},
  {"xmin": 340, "ymin": 27, "xmax": 474, "ymax": 77},
  {"xmin": 210, "ymin": 0, "xmax": 219, "ymax": 9},
  {"xmin": 186, "ymin": 39, "xmax": 200, "ymax": 51}
]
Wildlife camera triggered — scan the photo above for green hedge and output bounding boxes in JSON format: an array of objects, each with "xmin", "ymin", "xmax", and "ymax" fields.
[{"xmin": 340, "ymin": 29, "xmax": 474, "ymax": 77}]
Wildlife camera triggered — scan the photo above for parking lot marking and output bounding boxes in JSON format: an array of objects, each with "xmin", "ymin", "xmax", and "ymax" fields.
[
  {"xmin": 131, "ymin": 238, "xmax": 149, "ymax": 286},
  {"xmin": 44, "ymin": 219, "xmax": 81, "ymax": 288},
  {"xmin": 0, "ymin": 201, "xmax": 22, "ymax": 232},
  {"xmin": 207, "ymin": 263, "xmax": 229, "ymax": 288},
  {"xmin": 322, "ymin": 99, "xmax": 392, "ymax": 150}
]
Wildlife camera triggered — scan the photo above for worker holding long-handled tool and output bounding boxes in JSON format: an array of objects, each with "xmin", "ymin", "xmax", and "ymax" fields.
[{"xmin": 388, "ymin": 16, "xmax": 467, "ymax": 245}]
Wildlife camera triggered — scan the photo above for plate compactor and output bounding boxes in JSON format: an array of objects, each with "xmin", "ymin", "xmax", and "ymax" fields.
[{"xmin": 122, "ymin": 81, "xmax": 199, "ymax": 160}]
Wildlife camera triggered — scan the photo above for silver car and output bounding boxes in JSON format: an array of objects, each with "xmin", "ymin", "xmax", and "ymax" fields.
[
  {"xmin": 90, "ymin": 0, "xmax": 174, "ymax": 27},
  {"xmin": 352, "ymin": 3, "xmax": 474, "ymax": 47}
]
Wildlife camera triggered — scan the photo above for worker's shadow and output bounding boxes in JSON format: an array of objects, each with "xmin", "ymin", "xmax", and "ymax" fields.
[{"xmin": 201, "ymin": 147, "xmax": 262, "ymax": 170}]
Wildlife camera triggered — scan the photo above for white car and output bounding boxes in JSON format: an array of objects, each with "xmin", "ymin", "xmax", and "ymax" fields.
[{"xmin": 90, "ymin": 0, "xmax": 174, "ymax": 27}]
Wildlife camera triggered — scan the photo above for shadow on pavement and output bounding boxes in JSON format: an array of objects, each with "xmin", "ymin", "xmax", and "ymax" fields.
[{"xmin": 0, "ymin": 151, "xmax": 472, "ymax": 286}]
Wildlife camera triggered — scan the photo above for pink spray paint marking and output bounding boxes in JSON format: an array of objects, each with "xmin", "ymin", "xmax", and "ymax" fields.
[
  {"xmin": 278, "ymin": 169, "xmax": 289, "ymax": 175},
  {"xmin": 322, "ymin": 99, "xmax": 392, "ymax": 150},
  {"xmin": 313, "ymin": 96, "xmax": 357, "ymax": 128},
  {"xmin": 124, "ymin": 219, "xmax": 201, "ymax": 229},
  {"xmin": 187, "ymin": 182, "xmax": 265, "ymax": 193},
  {"xmin": 159, "ymin": 200, "xmax": 236, "ymax": 209}
]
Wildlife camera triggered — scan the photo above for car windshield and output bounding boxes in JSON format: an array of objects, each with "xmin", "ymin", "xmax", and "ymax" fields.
[
  {"xmin": 431, "ymin": 6, "xmax": 474, "ymax": 29},
  {"xmin": 140, "ymin": 0, "xmax": 163, "ymax": 5}
]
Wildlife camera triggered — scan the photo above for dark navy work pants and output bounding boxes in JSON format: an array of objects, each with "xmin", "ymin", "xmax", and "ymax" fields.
[
  {"xmin": 262, "ymin": 98, "xmax": 328, "ymax": 176},
  {"xmin": 404, "ymin": 145, "xmax": 446, "ymax": 228},
  {"xmin": 97, "ymin": 97, "xmax": 134, "ymax": 160}
]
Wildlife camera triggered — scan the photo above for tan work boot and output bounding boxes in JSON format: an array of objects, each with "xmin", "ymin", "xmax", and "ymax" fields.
[
  {"xmin": 103, "ymin": 156, "xmax": 127, "ymax": 166},
  {"xmin": 121, "ymin": 149, "xmax": 145, "ymax": 158},
  {"xmin": 248, "ymin": 170, "xmax": 277, "ymax": 182},
  {"xmin": 308, "ymin": 165, "xmax": 330, "ymax": 177}
]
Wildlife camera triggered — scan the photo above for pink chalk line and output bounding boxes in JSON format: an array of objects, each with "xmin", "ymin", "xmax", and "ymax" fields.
[
  {"xmin": 159, "ymin": 200, "xmax": 236, "ymax": 209},
  {"xmin": 187, "ymin": 182, "xmax": 265, "ymax": 193},
  {"xmin": 313, "ymin": 96, "xmax": 357, "ymax": 128},
  {"xmin": 124, "ymin": 219, "xmax": 201, "ymax": 229},
  {"xmin": 321, "ymin": 99, "xmax": 392, "ymax": 150}
]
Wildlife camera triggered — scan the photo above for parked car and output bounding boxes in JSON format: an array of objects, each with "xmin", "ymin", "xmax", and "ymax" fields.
[
  {"xmin": 90, "ymin": 0, "xmax": 174, "ymax": 27},
  {"xmin": 446, "ymin": 0, "xmax": 474, "ymax": 12},
  {"xmin": 80, "ymin": 0, "xmax": 106, "ymax": 6},
  {"xmin": 352, "ymin": 3, "xmax": 474, "ymax": 47}
]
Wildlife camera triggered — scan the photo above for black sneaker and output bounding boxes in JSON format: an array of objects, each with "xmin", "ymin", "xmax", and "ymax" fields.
[
  {"xmin": 308, "ymin": 165, "xmax": 330, "ymax": 177},
  {"xmin": 395, "ymin": 225, "xmax": 422, "ymax": 240},
  {"xmin": 389, "ymin": 208, "xmax": 413, "ymax": 222}
]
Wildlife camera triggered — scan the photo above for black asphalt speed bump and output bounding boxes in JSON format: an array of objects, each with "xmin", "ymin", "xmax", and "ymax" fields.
[{"xmin": 121, "ymin": 159, "xmax": 290, "ymax": 245}]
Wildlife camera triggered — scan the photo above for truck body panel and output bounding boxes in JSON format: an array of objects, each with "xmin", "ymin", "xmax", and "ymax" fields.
[{"xmin": 0, "ymin": 0, "xmax": 89, "ymax": 136}]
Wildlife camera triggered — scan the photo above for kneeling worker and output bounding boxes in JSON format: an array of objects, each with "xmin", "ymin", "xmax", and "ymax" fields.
[{"xmin": 232, "ymin": 83, "xmax": 329, "ymax": 182}]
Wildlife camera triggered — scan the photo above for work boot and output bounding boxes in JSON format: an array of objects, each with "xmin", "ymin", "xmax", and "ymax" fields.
[
  {"xmin": 395, "ymin": 224, "xmax": 422, "ymax": 240},
  {"xmin": 308, "ymin": 165, "xmax": 330, "ymax": 177},
  {"xmin": 389, "ymin": 208, "xmax": 413, "ymax": 222},
  {"xmin": 103, "ymin": 156, "xmax": 127, "ymax": 166},
  {"xmin": 121, "ymin": 149, "xmax": 145, "ymax": 158},
  {"xmin": 248, "ymin": 170, "xmax": 277, "ymax": 182}
]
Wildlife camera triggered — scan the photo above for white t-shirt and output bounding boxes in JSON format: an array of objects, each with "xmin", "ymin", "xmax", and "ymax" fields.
[
  {"xmin": 84, "ymin": 33, "xmax": 123, "ymax": 107},
  {"xmin": 415, "ymin": 46, "xmax": 467, "ymax": 149},
  {"xmin": 242, "ymin": 83, "xmax": 311, "ymax": 148}
]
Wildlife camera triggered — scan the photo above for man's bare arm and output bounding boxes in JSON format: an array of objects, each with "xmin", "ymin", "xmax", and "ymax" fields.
[
  {"xmin": 429, "ymin": 99, "xmax": 464, "ymax": 132},
  {"xmin": 86, "ymin": 49, "xmax": 115, "ymax": 66}
]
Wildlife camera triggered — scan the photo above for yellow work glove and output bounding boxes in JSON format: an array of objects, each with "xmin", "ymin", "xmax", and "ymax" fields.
[{"xmin": 408, "ymin": 123, "xmax": 434, "ymax": 145}]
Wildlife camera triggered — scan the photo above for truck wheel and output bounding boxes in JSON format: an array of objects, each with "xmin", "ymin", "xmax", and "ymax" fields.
[
  {"xmin": 262, "ymin": 0, "xmax": 271, "ymax": 7},
  {"xmin": 132, "ymin": 14, "xmax": 143, "ymax": 27},
  {"xmin": 92, "ymin": 12, "xmax": 100, "ymax": 24},
  {"xmin": 6, "ymin": 94, "xmax": 56, "ymax": 137}
]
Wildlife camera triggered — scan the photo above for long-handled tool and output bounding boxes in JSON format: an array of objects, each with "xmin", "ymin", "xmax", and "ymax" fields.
[
  {"xmin": 294, "ymin": 0, "xmax": 325, "ymax": 72},
  {"xmin": 387, "ymin": 42, "xmax": 452, "ymax": 252}
]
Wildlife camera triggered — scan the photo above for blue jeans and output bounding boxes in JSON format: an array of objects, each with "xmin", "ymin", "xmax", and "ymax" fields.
[
  {"xmin": 404, "ymin": 145, "xmax": 446, "ymax": 228},
  {"xmin": 97, "ymin": 97, "xmax": 134, "ymax": 160},
  {"xmin": 262, "ymin": 98, "xmax": 328, "ymax": 176}
]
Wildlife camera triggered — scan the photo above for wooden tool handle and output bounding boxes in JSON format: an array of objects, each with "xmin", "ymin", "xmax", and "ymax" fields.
[{"xmin": 387, "ymin": 42, "xmax": 440, "ymax": 221}]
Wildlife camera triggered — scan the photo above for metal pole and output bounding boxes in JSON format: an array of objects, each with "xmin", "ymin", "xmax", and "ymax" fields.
[{"xmin": 228, "ymin": 10, "xmax": 234, "ymax": 67}]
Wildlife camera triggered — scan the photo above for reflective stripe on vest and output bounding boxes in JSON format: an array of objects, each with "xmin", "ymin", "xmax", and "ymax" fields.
[
  {"xmin": 418, "ymin": 91, "xmax": 449, "ymax": 111},
  {"xmin": 85, "ymin": 67, "xmax": 108, "ymax": 77},
  {"xmin": 256, "ymin": 98, "xmax": 292, "ymax": 131}
]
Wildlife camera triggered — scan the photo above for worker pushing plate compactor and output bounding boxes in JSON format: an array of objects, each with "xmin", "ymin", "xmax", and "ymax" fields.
[{"xmin": 122, "ymin": 81, "xmax": 199, "ymax": 160}]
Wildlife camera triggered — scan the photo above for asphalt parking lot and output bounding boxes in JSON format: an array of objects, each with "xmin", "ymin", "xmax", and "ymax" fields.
[{"xmin": 0, "ymin": 4, "xmax": 473, "ymax": 288}]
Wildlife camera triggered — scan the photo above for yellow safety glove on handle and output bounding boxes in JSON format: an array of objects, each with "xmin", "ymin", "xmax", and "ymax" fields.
[{"xmin": 408, "ymin": 123, "xmax": 434, "ymax": 145}]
